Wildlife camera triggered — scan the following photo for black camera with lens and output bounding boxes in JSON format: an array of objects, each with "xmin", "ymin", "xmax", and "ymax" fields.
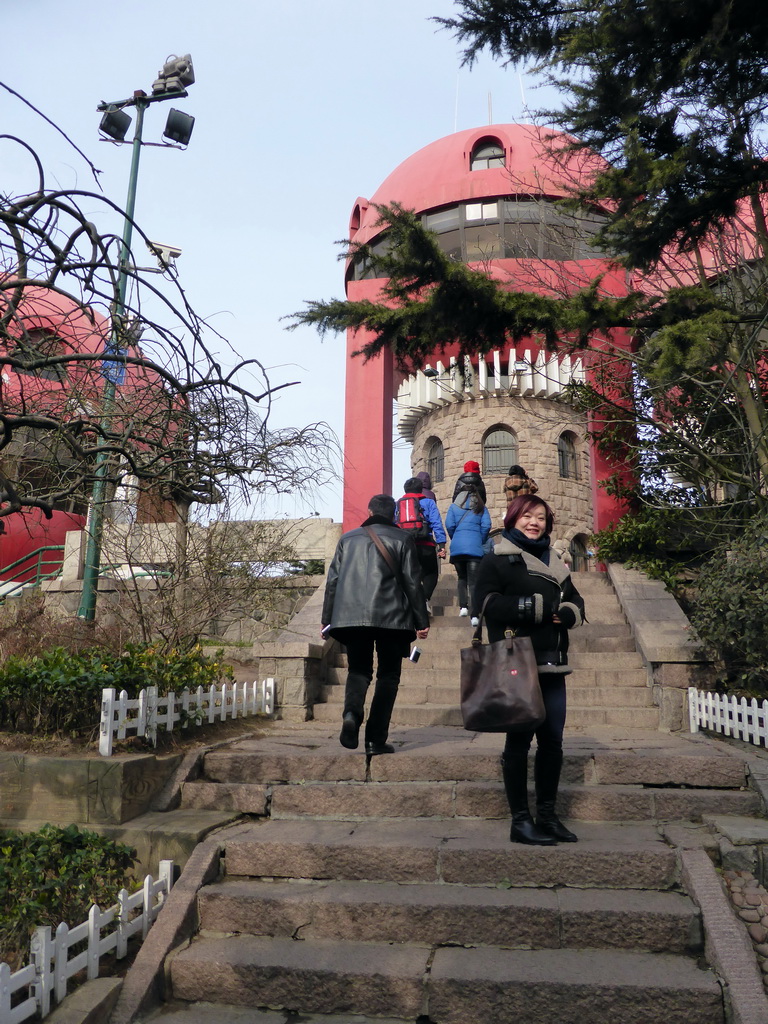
[{"xmin": 516, "ymin": 593, "xmax": 544, "ymax": 624}]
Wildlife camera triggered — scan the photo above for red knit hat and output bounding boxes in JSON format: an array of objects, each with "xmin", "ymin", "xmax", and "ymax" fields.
[{"xmin": 464, "ymin": 460, "xmax": 480, "ymax": 473}]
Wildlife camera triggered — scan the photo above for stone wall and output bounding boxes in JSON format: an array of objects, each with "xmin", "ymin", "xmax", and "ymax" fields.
[
  {"xmin": 409, "ymin": 395, "xmax": 593, "ymax": 548},
  {"xmin": 41, "ymin": 572, "xmax": 323, "ymax": 645},
  {"xmin": 606, "ymin": 562, "xmax": 717, "ymax": 730},
  {"xmin": 0, "ymin": 751, "xmax": 182, "ymax": 826}
]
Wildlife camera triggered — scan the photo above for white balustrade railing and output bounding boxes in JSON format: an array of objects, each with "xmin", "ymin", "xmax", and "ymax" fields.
[
  {"xmin": 0, "ymin": 861, "xmax": 173, "ymax": 1024},
  {"xmin": 688, "ymin": 687, "xmax": 768, "ymax": 747},
  {"xmin": 396, "ymin": 349, "xmax": 585, "ymax": 441},
  {"xmin": 99, "ymin": 678, "xmax": 275, "ymax": 756}
]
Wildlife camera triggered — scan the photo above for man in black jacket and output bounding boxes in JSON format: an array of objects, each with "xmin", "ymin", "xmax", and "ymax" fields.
[{"xmin": 321, "ymin": 494, "xmax": 430, "ymax": 755}]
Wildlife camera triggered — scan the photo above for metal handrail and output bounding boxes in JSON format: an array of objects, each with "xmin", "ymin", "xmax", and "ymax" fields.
[{"xmin": 0, "ymin": 545, "xmax": 66, "ymax": 600}]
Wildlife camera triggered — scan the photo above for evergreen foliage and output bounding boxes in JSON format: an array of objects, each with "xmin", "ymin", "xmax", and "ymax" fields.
[
  {"xmin": 0, "ymin": 643, "xmax": 231, "ymax": 735},
  {"xmin": 690, "ymin": 517, "xmax": 768, "ymax": 692},
  {"xmin": 0, "ymin": 824, "xmax": 136, "ymax": 972}
]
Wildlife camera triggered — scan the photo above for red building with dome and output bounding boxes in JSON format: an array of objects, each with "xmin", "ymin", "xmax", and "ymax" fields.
[
  {"xmin": 342, "ymin": 124, "xmax": 634, "ymax": 561},
  {"xmin": 0, "ymin": 288, "xmax": 178, "ymax": 581}
]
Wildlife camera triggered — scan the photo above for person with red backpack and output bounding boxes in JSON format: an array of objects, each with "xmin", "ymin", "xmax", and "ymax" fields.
[{"xmin": 395, "ymin": 477, "xmax": 446, "ymax": 614}]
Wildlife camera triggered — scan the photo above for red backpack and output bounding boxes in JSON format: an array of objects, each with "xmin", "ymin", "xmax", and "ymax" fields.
[{"xmin": 396, "ymin": 495, "xmax": 432, "ymax": 541}]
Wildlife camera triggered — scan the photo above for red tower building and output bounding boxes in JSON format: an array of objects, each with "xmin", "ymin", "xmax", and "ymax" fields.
[{"xmin": 342, "ymin": 124, "xmax": 634, "ymax": 560}]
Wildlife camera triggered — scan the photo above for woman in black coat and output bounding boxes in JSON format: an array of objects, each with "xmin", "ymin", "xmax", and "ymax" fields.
[
  {"xmin": 473, "ymin": 495, "xmax": 585, "ymax": 845},
  {"xmin": 452, "ymin": 460, "xmax": 487, "ymax": 504}
]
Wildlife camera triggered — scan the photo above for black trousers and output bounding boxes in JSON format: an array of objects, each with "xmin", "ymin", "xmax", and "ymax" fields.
[
  {"xmin": 452, "ymin": 556, "xmax": 481, "ymax": 611},
  {"xmin": 503, "ymin": 673, "xmax": 567, "ymax": 759},
  {"xmin": 341, "ymin": 628, "xmax": 410, "ymax": 746},
  {"xmin": 415, "ymin": 545, "xmax": 439, "ymax": 601}
]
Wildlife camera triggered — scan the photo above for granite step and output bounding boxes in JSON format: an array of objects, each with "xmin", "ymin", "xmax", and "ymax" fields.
[
  {"xmin": 372, "ymin": 634, "xmax": 642, "ymax": 665},
  {"xmin": 220, "ymin": 818, "xmax": 679, "ymax": 890},
  {"xmin": 324, "ymin": 666, "xmax": 651, "ymax": 690},
  {"xmin": 169, "ymin": 936, "xmax": 723, "ymax": 1023},
  {"xmin": 569, "ymin": 651, "xmax": 645, "ymax": 669},
  {"xmin": 197, "ymin": 877, "xmax": 702, "ymax": 953},
  {"xmin": 230, "ymin": 778, "xmax": 758, "ymax": 823},
  {"xmin": 321, "ymin": 681, "xmax": 654, "ymax": 706},
  {"xmin": 138, "ymin": 1004, "xmax": 414, "ymax": 1024},
  {"xmin": 427, "ymin": 616, "xmax": 630, "ymax": 634},
  {"xmin": 199, "ymin": 745, "xmax": 748, "ymax": 789},
  {"xmin": 331, "ymin": 632, "xmax": 641, "ymax": 668},
  {"xmin": 310, "ymin": 701, "xmax": 662, "ymax": 729}
]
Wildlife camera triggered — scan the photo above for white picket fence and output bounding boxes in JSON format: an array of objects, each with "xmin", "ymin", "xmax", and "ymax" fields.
[
  {"xmin": 99, "ymin": 678, "xmax": 275, "ymax": 756},
  {"xmin": 689, "ymin": 687, "xmax": 768, "ymax": 747},
  {"xmin": 0, "ymin": 860, "xmax": 173, "ymax": 1024}
]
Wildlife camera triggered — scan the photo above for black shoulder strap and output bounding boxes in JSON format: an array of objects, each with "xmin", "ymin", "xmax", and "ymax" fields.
[{"xmin": 364, "ymin": 526, "xmax": 404, "ymax": 587}]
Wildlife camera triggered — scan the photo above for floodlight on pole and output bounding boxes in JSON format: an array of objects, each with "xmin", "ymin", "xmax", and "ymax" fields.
[
  {"xmin": 79, "ymin": 58, "xmax": 195, "ymax": 621},
  {"xmin": 163, "ymin": 108, "xmax": 195, "ymax": 146},
  {"xmin": 99, "ymin": 107, "xmax": 132, "ymax": 142}
]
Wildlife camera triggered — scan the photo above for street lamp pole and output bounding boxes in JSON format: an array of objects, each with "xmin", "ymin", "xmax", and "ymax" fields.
[
  {"xmin": 77, "ymin": 95, "xmax": 147, "ymax": 621},
  {"xmin": 77, "ymin": 58, "xmax": 194, "ymax": 620}
]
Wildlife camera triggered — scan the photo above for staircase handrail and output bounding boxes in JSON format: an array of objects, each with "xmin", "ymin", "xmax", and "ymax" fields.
[{"xmin": 0, "ymin": 545, "xmax": 66, "ymax": 601}]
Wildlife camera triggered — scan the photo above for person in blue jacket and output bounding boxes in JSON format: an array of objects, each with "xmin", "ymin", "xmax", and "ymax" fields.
[
  {"xmin": 445, "ymin": 481, "xmax": 491, "ymax": 624},
  {"xmin": 395, "ymin": 477, "xmax": 446, "ymax": 614}
]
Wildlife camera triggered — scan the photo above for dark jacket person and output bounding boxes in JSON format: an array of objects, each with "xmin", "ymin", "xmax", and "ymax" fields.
[
  {"xmin": 321, "ymin": 494, "xmax": 429, "ymax": 755},
  {"xmin": 474, "ymin": 494, "xmax": 584, "ymax": 846}
]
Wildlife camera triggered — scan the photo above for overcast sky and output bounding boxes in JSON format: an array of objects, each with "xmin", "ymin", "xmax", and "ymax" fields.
[{"xmin": 2, "ymin": 1, "xmax": 548, "ymax": 521}]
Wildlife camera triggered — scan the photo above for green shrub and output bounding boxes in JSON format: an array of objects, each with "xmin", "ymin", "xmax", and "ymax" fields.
[
  {"xmin": 690, "ymin": 520, "xmax": 768, "ymax": 693},
  {"xmin": 0, "ymin": 643, "xmax": 233, "ymax": 736},
  {"xmin": 0, "ymin": 824, "xmax": 136, "ymax": 971},
  {"xmin": 593, "ymin": 503, "xmax": 732, "ymax": 589}
]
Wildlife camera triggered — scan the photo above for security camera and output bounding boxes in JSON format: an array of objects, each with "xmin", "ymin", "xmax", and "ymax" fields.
[{"xmin": 147, "ymin": 241, "xmax": 182, "ymax": 269}]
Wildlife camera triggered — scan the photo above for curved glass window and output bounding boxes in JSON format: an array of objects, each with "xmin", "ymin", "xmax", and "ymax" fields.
[
  {"xmin": 350, "ymin": 197, "xmax": 608, "ymax": 280},
  {"xmin": 558, "ymin": 432, "xmax": 579, "ymax": 479},
  {"xmin": 12, "ymin": 329, "xmax": 68, "ymax": 382},
  {"xmin": 483, "ymin": 428, "xmax": 517, "ymax": 474},
  {"xmin": 470, "ymin": 141, "xmax": 505, "ymax": 170},
  {"xmin": 426, "ymin": 438, "xmax": 444, "ymax": 483}
]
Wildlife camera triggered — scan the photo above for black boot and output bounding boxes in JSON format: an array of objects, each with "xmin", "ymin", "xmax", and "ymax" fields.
[
  {"xmin": 535, "ymin": 748, "xmax": 578, "ymax": 843},
  {"xmin": 501, "ymin": 753, "xmax": 558, "ymax": 846},
  {"xmin": 339, "ymin": 712, "xmax": 360, "ymax": 750}
]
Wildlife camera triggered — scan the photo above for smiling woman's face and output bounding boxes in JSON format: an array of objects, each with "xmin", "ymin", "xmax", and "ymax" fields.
[{"xmin": 514, "ymin": 506, "xmax": 548, "ymax": 539}]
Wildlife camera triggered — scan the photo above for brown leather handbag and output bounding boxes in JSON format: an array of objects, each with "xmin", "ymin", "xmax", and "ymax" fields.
[{"xmin": 460, "ymin": 594, "xmax": 545, "ymax": 733}]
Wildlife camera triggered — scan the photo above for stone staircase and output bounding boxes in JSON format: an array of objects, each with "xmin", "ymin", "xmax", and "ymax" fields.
[
  {"xmin": 130, "ymin": 569, "xmax": 767, "ymax": 1023},
  {"xmin": 162, "ymin": 724, "xmax": 760, "ymax": 1023},
  {"xmin": 313, "ymin": 569, "xmax": 661, "ymax": 731}
]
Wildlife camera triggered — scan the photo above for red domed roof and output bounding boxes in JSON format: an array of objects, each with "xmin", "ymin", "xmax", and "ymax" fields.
[{"xmin": 350, "ymin": 124, "xmax": 602, "ymax": 244}]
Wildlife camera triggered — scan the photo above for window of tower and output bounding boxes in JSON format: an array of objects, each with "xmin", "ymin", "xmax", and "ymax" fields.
[
  {"xmin": 425, "ymin": 437, "xmax": 444, "ymax": 483},
  {"xmin": 349, "ymin": 233, "xmax": 393, "ymax": 280},
  {"xmin": 420, "ymin": 199, "xmax": 606, "ymax": 269},
  {"xmin": 350, "ymin": 198, "xmax": 608, "ymax": 280},
  {"xmin": 483, "ymin": 427, "xmax": 517, "ymax": 474},
  {"xmin": 470, "ymin": 140, "xmax": 505, "ymax": 170},
  {"xmin": 558, "ymin": 432, "xmax": 579, "ymax": 479}
]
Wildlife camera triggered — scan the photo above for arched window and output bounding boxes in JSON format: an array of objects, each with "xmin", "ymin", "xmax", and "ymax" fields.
[
  {"xmin": 569, "ymin": 535, "xmax": 589, "ymax": 572},
  {"xmin": 426, "ymin": 437, "xmax": 444, "ymax": 483},
  {"xmin": 470, "ymin": 139, "xmax": 505, "ymax": 170},
  {"xmin": 558, "ymin": 432, "xmax": 579, "ymax": 479},
  {"xmin": 483, "ymin": 427, "xmax": 517, "ymax": 474}
]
